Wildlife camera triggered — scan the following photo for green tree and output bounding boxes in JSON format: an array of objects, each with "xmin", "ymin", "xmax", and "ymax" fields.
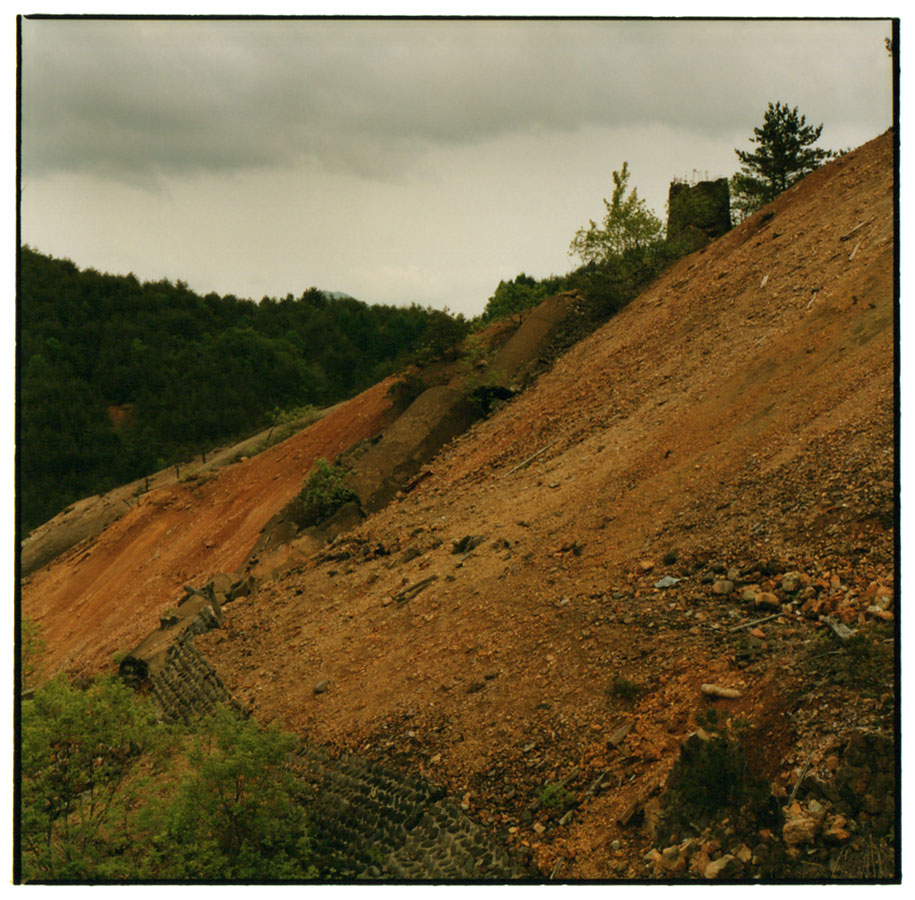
[
  {"xmin": 20, "ymin": 671, "xmax": 317, "ymax": 882},
  {"xmin": 159, "ymin": 706, "xmax": 315, "ymax": 880},
  {"xmin": 20, "ymin": 676, "xmax": 170, "ymax": 881},
  {"xmin": 569, "ymin": 162, "xmax": 664, "ymax": 265},
  {"xmin": 730, "ymin": 101, "xmax": 836, "ymax": 220},
  {"xmin": 480, "ymin": 273, "xmax": 548, "ymax": 324},
  {"xmin": 419, "ymin": 307, "xmax": 470, "ymax": 361}
]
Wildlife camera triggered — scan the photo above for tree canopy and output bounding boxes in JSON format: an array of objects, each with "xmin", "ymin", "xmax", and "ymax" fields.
[
  {"xmin": 569, "ymin": 162, "xmax": 665, "ymax": 265},
  {"xmin": 17, "ymin": 247, "xmax": 465, "ymax": 533},
  {"xmin": 730, "ymin": 101, "xmax": 836, "ymax": 221},
  {"xmin": 19, "ymin": 671, "xmax": 317, "ymax": 882}
]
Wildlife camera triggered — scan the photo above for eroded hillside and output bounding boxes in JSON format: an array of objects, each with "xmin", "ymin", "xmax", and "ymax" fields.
[
  {"xmin": 23, "ymin": 130, "xmax": 896, "ymax": 880},
  {"xmin": 21, "ymin": 378, "xmax": 400, "ymax": 676}
]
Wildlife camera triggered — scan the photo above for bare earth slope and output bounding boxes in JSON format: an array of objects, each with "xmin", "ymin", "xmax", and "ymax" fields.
[
  {"xmin": 21, "ymin": 378, "xmax": 398, "ymax": 677},
  {"xmin": 195, "ymin": 131, "xmax": 895, "ymax": 877},
  {"xmin": 24, "ymin": 130, "xmax": 895, "ymax": 879}
]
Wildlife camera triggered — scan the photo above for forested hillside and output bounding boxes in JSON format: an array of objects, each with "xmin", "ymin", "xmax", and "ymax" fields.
[{"xmin": 18, "ymin": 247, "xmax": 465, "ymax": 533}]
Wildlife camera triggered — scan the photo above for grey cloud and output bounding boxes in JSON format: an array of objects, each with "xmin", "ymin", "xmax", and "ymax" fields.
[{"xmin": 21, "ymin": 18, "xmax": 891, "ymax": 181}]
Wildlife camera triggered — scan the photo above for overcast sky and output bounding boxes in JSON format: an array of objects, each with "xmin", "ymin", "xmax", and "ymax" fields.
[{"xmin": 19, "ymin": 17, "xmax": 893, "ymax": 317}]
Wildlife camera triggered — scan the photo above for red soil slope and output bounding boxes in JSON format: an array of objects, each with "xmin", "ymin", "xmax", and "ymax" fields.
[{"xmin": 21, "ymin": 378, "xmax": 398, "ymax": 677}]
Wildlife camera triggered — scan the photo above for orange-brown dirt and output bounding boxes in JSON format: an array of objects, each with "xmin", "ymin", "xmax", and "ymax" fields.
[
  {"xmin": 21, "ymin": 377, "xmax": 399, "ymax": 677},
  {"xmin": 23, "ymin": 130, "xmax": 896, "ymax": 880}
]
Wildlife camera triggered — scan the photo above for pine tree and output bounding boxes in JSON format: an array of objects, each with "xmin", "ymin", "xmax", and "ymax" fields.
[{"xmin": 730, "ymin": 102, "xmax": 836, "ymax": 221}]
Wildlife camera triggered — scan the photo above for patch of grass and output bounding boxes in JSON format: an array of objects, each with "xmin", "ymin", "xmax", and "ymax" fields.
[
  {"xmin": 539, "ymin": 781, "xmax": 574, "ymax": 811},
  {"xmin": 807, "ymin": 622, "xmax": 893, "ymax": 698}
]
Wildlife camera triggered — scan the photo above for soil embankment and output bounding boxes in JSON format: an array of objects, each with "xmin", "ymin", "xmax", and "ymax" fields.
[
  {"xmin": 24, "ymin": 130, "xmax": 896, "ymax": 880},
  {"xmin": 195, "ymin": 130, "xmax": 895, "ymax": 878},
  {"xmin": 21, "ymin": 378, "xmax": 399, "ymax": 677}
]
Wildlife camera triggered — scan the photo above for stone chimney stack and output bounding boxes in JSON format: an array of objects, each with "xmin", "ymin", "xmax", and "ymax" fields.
[{"xmin": 666, "ymin": 178, "xmax": 732, "ymax": 250}]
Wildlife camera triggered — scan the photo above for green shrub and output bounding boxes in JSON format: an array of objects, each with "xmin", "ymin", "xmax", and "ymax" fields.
[
  {"xmin": 386, "ymin": 372, "xmax": 428, "ymax": 408},
  {"xmin": 658, "ymin": 728, "xmax": 773, "ymax": 843},
  {"xmin": 20, "ymin": 618, "xmax": 45, "ymax": 691},
  {"xmin": 157, "ymin": 707, "xmax": 316, "ymax": 880},
  {"xmin": 20, "ymin": 676, "xmax": 317, "ymax": 882},
  {"xmin": 539, "ymin": 781, "xmax": 574, "ymax": 811},
  {"xmin": 296, "ymin": 459, "xmax": 358, "ymax": 528},
  {"xmin": 19, "ymin": 675, "xmax": 171, "ymax": 881}
]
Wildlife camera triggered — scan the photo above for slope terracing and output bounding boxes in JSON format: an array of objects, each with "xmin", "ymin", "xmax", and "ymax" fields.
[{"xmin": 23, "ymin": 129, "xmax": 896, "ymax": 881}]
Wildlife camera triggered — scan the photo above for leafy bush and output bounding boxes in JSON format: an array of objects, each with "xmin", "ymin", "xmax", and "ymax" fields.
[
  {"xmin": 479, "ymin": 273, "xmax": 549, "ymax": 325},
  {"xmin": 539, "ymin": 781, "xmax": 574, "ymax": 811},
  {"xmin": 607, "ymin": 675, "xmax": 643, "ymax": 702},
  {"xmin": 20, "ymin": 675, "xmax": 171, "ymax": 881},
  {"xmin": 20, "ymin": 618, "xmax": 45, "ymax": 691},
  {"xmin": 19, "ymin": 673, "xmax": 317, "ymax": 882},
  {"xmin": 658, "ymin": 728, "xmax": 773, "ymax": 844},
  {"xmin": 156, "ymin": 707, "xmax": 316, "ymax": 880},
  {"xmin": 386, "ymin": 371, "xmax": 428, "ymax": 408},
  {"xmin": 420, "ymin": 307, "xmax": 470, "ymax": 362},
  {"xmin": 296, "ymin": 459, "xmax": 358, "ymax": 528}
]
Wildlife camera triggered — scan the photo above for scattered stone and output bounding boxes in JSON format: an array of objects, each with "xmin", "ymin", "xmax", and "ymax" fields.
[
  {"xmin": 314, "ymin": 680, "xmax": 329, "ymax": 694},
  {"xmin": 452, "ymin": 535, "xmax": 484, "ymax": 555},
  {"xmin": 783, "ymin": 804, "xmax": 822, "ymax": 846},
  {"xmin": 824, "ymin": 815, "xmax": 852, "ymax": 844},
  {"xmin": 726, "ymin": 567, "xmax": 741, "ymax": 583},
  {"xmin": 660, "ymin": 845, "xmax": 685, "ymax": 873},
  {"xmin": 871, "ymin": 585, "xmax": 894, "ymax": 609},
  {"xmin": 822, "ymin": 614, "xmax": 856, "ymax": 643},
  {"xmin": 654, "ymin": 575, "xmax": 682, "ymax": 589},
  {"xmin": 641, "ymin": 797, "xmax": 663, "ymax": 839},
  {"xmin": 781, "ymin": 572, "xmax": 803, "ymax": 593},
  {"xmin": 689, "ymin": 849, "xmax": 711, "ymax": 878},
  {"xmin": 608, "ymin": 721, "xmax": 633, "ymax": 747},
  {"xmin": 712, "ymin": 579, "xmax": 735, "ymax": 595},
  {"xmin": 701, "ymin": 683, "xmax": 742, "ymax": 699},
  {"xmin": 639, "ymin": 559, "xmax": 656, "ymax": 572},
  {"xmin": 705, "ymin": 854, "xmax": 741, "ymax": 880},
  {"xmin": 754, "ymin": 591, "xmax": 781, "ymax": 611}
]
